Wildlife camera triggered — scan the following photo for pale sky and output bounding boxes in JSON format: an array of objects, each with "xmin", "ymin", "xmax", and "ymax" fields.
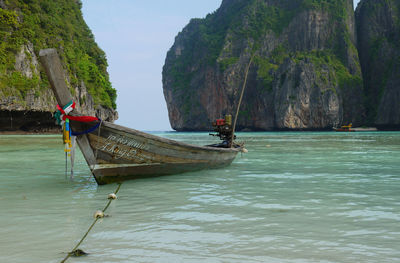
[{"xmin": 82, "ymin": 0, "xmax": 361, "ymax": 131}]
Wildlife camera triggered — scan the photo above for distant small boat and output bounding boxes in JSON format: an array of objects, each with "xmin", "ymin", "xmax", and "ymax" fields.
[
  {"xmin": 39, "ymin": 49, "xmax": 242, "ymax": 185},
  {"xmin": 334, "ymin": 123, "xmax": 355, "ymax": 132}
]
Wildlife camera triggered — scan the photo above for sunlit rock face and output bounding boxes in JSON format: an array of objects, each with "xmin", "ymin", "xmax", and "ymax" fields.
[{"xmin": 163, "ymin": 0, "xmax": 364, "ymax": 131}]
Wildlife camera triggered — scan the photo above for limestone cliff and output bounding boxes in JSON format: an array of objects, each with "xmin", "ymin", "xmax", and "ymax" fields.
[
  {"xmin": 356, "ymin": 0, "xmax": 400, "ymax": 129},
  {"xmin": 0, "ymin": 0, "xmax": 117, "ymax": 132},
  {"xmin": 163, "ymin": 0, "xmax": 365, "ymax": 131}
]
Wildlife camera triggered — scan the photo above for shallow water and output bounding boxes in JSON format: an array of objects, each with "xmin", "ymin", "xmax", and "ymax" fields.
[{"xmin": 0, "ymin": 132, "xmax": 399, "ymax": 263}]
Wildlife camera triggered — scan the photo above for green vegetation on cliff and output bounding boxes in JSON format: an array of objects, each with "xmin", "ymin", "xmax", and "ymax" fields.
[
  {"xmin": 294, "ymin": 50, "xmax": 362, "ymax": 88},
  {"xmin": 302, "ymin": 0, "xmax": 349, "ymax": 18},
  {"xmin": 237, "ymin": 1, "xmax": 296, "ymax": 40},
  {"xmin": 163, "ymin": 0, "xmax": 366, "ymax": 130},
  {"xmin": 166, "ymin": 0, "xmax": 357, "ymax": 95},
  {"xmin": 0, "ymin": 0, "xmax": 116, "ymax": 109},
  {"xmin": 165, "ymin": 0, "xmax": 248, "ymax": 94}
]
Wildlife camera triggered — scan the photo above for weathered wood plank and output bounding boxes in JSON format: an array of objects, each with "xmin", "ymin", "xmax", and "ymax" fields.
[
  {"xmin": 76, "ymin": 133, "xmax": 97, "ymax": 166},
  {"xmin": 103, "ymin": 122, "xmax": 239, "ymax": 153},
  {"xmin": 39, "ymin": 48, "xmax": 97, "ymax": 166},
  {"xmin": 92, "ymin": 161, "xmax": 233, "ymax": 185},
  {"xmin": 39, "ymin": 49, "xmax": 73, "ymax": 108}
]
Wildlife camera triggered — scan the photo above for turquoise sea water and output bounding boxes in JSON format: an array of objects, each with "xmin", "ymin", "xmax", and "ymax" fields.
[{"xmin": 0, "ymin": 132, "xmax": 399, "ymax": 263}]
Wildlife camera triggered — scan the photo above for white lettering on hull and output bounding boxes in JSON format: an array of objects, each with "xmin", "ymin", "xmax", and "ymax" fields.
[
  {"xmin": 96, "ymin": 134, "xmax": 150, "ymax": 161},
  {"xmin": 106, "ymin": 135, "xmax": 147, "ymax": 150}
]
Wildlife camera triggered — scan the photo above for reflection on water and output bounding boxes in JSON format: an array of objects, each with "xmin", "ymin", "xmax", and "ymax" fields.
[{"xmin": 0, "ymin": 132, "xmax": 399, "ymax": 263}]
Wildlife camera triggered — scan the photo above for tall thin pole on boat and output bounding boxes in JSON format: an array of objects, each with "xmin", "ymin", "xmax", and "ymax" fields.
[{"xmin": 230, "ymin": 55, "xmax": 254, "ymax": 148}]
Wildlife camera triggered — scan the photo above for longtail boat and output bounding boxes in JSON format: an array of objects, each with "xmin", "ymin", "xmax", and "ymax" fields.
[
  {"xmin": 334, "ymin": 123, "xmax": 355, "ymax": 132},
  {"xmin": 39, "ymin": 49, "xmax": 242, "ymax": 185}
]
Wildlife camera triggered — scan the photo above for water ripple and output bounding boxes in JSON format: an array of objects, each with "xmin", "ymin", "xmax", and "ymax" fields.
[{"xmin": 1, "ymin": 132, "xmax": 400, "ymax": 262}]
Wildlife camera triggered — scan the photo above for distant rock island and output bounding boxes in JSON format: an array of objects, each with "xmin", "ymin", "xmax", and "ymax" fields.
[
  {"xmin": 356, "ymin": 0, "xmax": 400, "ymax": 130},
  {"xmin": 0, "ymin": 0, "xmax": 117, "ymax": 132},
  {"xmin": 163, "ymin": 0, "xmax": 400, "ymax": 131}
]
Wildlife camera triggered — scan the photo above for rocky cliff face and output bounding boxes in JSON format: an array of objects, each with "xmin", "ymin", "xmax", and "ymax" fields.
[
  {"xmin": 0, "ymin": 0, "xmax": 117, "ymax": 132},
  {"xmin": 356, "ymin": 0, "xmax": 400, "ymax": 129},
  {"xmin": 163, "ymin": 0, "xmax": 364, "ymax": 131}
]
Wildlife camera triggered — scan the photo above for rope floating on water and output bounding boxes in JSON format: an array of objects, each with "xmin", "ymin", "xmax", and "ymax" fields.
[
  {"xmin": 108, "ymin": 193, "xmax": 117, "ymax": 200},
  {"xmin": 60, "ymin": 183, "xmax": 122, "ymax": 263}
]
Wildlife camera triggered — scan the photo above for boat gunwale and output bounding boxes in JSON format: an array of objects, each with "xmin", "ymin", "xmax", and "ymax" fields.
[{"xmin": 100, "ymin": 121, "xmax": 240, "ymax": 154}]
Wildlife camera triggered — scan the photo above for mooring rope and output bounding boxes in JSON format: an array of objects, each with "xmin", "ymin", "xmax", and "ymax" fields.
[{"xmin": 60, "ymin": 183, "xmax": 122, "ymax": 263}]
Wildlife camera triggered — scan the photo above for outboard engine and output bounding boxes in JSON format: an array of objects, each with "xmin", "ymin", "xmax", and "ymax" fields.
[{"xmin": 209, "ymin": 115, "xmax": 235, "ymax": 147}]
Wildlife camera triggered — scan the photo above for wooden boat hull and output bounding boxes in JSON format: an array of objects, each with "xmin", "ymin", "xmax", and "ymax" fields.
[
  {"xmin": 39, "ymin": 48, "xmax": 240, "ymax": 184},
  {"xmin": 81, "ymin": 122, "xmax": 239, "ymax": 184},
  {"xmin": 91, "ymin": 162, "xmax": 233, "ymax": 185}
]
